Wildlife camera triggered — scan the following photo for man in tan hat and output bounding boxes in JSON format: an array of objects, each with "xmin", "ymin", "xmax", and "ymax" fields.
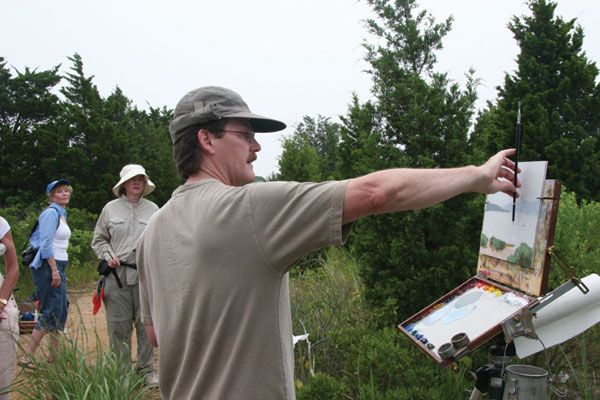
[
  {"xmin": 92, "ymin": 164, "xmax": 159, "ymax": 387},
  {"xmin": 137, "ymin": 86, "xmax": 520, "ymax": 400}
]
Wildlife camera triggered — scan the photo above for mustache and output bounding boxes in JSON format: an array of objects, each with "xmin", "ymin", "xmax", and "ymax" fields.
[{"xmin": 248, "ymin": 155, "xmax": 257, "ymax": 163}]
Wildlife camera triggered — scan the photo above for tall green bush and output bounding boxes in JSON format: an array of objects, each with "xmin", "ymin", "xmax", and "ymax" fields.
[
  {"xmin": 551, "ymin": 190, "xmax": 600, "ymax": 286},
  {"xmin": 290, "ymin": 248, "xmax": 478, "ymax": 399},
  {"xmin": 297, "ymin": 372, "xmax": 345, "ymax": 400},
  {"xmin": 291, "ymin": 247, "xmax": 371, "ymax": 382}
]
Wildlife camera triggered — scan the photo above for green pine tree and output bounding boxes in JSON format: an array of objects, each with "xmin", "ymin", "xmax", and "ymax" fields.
[
  {"xmin": 0, "ymin": 57, "xmax": 62, "ymax": 206},
  {"xmin": 277, "ymin": 115, "xmax": 341, "ymax": 182},
  {"xmin": 471, "ymin": 0, "xmax": 600, "ymax": 202},
  {"xmin": 338, "ymin": 0, "xmax": 483, "ymax": 323}
]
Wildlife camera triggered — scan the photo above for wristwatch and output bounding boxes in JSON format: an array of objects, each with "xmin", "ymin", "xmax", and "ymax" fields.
[{"xmin": 0, "ymin": 298, "xmax": 7, "ymax": 307}]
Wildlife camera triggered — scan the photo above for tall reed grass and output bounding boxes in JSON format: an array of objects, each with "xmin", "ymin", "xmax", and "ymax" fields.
[{"xmin": 9, "ymin": 306, "xmax": 153, "ymax": 400}]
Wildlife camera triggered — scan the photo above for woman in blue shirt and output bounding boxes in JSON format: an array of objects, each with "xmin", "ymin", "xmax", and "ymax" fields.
[{"xmin": 19, "ymin": 179, "xmax": 72, "ymax": 368}]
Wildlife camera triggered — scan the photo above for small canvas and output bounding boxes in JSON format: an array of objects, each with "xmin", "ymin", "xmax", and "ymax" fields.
[{"xmin": 479, "ymin": 161, "xmax": 548, "ymax": 268}]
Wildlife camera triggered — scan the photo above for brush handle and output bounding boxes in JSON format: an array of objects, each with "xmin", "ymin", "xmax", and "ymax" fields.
[{"xmin": 512, "ymin": 103, "xmax": 522, "ymax": 222}]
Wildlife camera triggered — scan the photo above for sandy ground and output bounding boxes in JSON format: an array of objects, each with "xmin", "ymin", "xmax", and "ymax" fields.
[{"xmin": 12, "ymin": 284, "xmax": 161, "ymax": 399}]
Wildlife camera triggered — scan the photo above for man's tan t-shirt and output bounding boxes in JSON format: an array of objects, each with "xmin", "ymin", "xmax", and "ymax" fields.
[{"xmin": 138, "ymin": 179, "xmax": 351, "ymax": 400}]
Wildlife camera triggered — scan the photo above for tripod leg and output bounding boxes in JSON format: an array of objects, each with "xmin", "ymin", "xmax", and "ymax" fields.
[{"xmin": 469, "ymin": 388, "xmax": 483, "ymax": 400}]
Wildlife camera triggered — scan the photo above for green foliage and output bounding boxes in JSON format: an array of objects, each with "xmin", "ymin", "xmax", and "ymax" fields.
[
  {"xmin": 0, "ymin": 57, "xmax": 62, "ymax": 207},
  {"xmin": 0, "ymin": 54, "xmax": 179, "ymax": 214},
  {"xmin": 470, "ymin": 0, "xmax": 600, "ymax": 202},
  {"xmin": 332, "ymin": 0, "xmax": 483, "ymax": 324},
  {"xmin": 13, "ymin": 321, "xmax": 149, "ymax": 399},
  {"xmin": 480, "ymin": 233, "xmax": 488, "ymax": 248},
  {"xmin": 290, "ymin": 250, "xmax": 478, "ymax": 399},
  {"xmin": 489, "ymin": 235, "xmax": 507, "ymax": 251},
  {"xmin": 291, "ymin": 248, "xmax": 371, "ymax": 382},
  {"xmin": 278, "ymin": 136, "xmax": 321, "ymax": 182},
  {"xmin": 297, "ymin": 373, "xmax": 345, "ymax": 400},
  {"xmin": 555, "ymin": 325, "xmax": 600, "ymax": 399},
  {"xmin": 337, "ymin": 96, "xmax": 392, "ymax": 179},
  {"xmin": 549, "ymin": 190, "xmax": 600, "ymax": 287},
  {"xmin": 506, "ymin": 242, "xmax": 533, "ymax": 268},
  {"xmin": 277, "ymin": 115, "xmax": 341, "ymax": 182}
]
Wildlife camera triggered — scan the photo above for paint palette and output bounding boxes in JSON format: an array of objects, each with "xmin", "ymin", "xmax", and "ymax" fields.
[
  {"xmin": 398, "ymin": 177, "xmax": 561, "ymax": 366},
  {"xmin": 399, "ymin": 276, "xmax": 534, "ymax": 365}
]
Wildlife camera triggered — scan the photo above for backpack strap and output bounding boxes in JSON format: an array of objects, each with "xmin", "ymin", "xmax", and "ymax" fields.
[{"xmin": 22, "ymin": 207, "xmax": 61, "ymax": 252}]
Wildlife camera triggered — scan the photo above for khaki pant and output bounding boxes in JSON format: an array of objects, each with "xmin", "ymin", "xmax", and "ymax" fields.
[
  {"xmin": 103, "ymin": 277, "xmax": 154, "ymax": 372},
  {"xmin": 0, "ymin": 298, "xmax": 19, "ymax": 400}
]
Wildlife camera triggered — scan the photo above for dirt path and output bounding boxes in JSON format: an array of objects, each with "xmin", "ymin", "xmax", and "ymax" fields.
[{"xmin": 13, "ymin": 283, "xmax": 161, "ymax": 399}]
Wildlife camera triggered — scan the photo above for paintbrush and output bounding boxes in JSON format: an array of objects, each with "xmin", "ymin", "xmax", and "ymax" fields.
[{"xmin": 512, "ymin": 102, "xmax": 522, "ymax": 222}]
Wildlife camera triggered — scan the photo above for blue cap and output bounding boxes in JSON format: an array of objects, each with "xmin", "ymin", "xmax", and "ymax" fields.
[{"xmin": 46, "ymin": 179, "xmax": 71, "ymax": 194}]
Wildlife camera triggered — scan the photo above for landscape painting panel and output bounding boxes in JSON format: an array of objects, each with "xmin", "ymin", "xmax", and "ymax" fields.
[{"xmin": 480, "ymin": 161, "xmax": 548, "ymax": 268}]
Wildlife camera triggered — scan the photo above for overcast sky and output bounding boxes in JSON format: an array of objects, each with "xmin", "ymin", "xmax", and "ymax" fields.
[{"xmin": 2, "ymin": 0, "xmax": 599, "ymax": 177}]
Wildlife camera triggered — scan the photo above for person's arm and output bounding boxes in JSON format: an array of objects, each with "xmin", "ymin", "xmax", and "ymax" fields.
[
  {"xmin": 0, "ymin": 230, "xmax": 19, "ymax": 316},
  {"xmin": 38, "ymin": 209, "xmax": 62, "ymax": 287},
  {"xmin": 91, "ymin": 207, "xmax": 120, "ymax": 268},
  {"xmin": 343, "ymin": 149, "xmax": 519, "ymax": 224},
  {"xmin": 145, "ymin": 323, "xmax": 158, "ymax": 347}
]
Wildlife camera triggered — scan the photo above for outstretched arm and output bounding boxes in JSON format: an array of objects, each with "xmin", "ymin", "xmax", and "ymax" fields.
[{"xmin": 343, "ymin": 149, "xmax": 519, "ymax": 224}]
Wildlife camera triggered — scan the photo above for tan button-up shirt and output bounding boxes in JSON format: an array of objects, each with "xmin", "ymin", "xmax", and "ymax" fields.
[{"xmin": 92, "ymin": 196, "xmax": 158, "ymax": 285}]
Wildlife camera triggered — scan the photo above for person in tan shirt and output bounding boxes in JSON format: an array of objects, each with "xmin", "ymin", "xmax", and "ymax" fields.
[
  {"xmin": 137, "ymin": 86, "xmax": 520, "ymax": 400},
  {"xmin": 91, "ymin": 164, "xmax": 159, "ymax": 387}
]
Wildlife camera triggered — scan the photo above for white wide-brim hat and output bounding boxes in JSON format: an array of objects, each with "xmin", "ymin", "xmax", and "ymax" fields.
[{"xmin": 112, "ymin": 164, "xmax": 156, "ymax": 197}]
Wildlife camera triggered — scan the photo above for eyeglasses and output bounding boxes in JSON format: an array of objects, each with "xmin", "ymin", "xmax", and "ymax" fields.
[
  {"xmin": 128, "ymin": 176, "xmax": 146, "ymax": 183},
  {"xmin": 220, "ymin": 129, "xmax": 256, "ymax": 144}
]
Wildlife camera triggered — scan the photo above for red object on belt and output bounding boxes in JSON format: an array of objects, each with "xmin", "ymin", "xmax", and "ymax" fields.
[{"xmin": 92, "ymin": 278, "xmax": 106, "ymax": 315}]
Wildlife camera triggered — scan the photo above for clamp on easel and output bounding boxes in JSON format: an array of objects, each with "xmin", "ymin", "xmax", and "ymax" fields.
[{"xmin": 501, "ymin": 247, "xmax": 589, "ymax": 343}]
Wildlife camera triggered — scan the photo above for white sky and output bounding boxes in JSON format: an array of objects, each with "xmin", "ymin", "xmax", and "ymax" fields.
[{"xmin": 2, "ymin": 0, "xmax": 599, "ymax": 177}]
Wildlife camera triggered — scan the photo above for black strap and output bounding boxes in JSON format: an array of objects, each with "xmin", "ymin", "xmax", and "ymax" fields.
[
  {"xmin": 120, "ymin": 261, "xmax": 137, "ymax": 270},
  {"xmin": 111, "ymin": 269, "xmax": 123, "ymax": 289},
  {"xmin": 21, "ymin": 221, "xmax": 40, "ymax": 253},
  {"xmin": 112, "ymin": 262, "xmax": 137, "ymax": 289},
  {"xmin": 21, "ymin": 207, "xmax": 60, "ymax": 252}
]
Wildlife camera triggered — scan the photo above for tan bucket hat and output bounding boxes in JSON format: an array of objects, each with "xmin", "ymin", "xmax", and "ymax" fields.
[{"xmin": 112, "ymin": 164, "xmax": 156, "ymax": 197}]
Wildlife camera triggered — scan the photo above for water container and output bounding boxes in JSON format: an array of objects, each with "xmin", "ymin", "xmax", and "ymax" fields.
[{"xmin": 502, "ymin": 365, "xmax": 549, "ymax": 400}]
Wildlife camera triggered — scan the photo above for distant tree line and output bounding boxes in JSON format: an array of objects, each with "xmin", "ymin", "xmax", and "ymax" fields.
[{"xmin": 0, "ymin": 53, "xmax": 179, "ymax": 214}]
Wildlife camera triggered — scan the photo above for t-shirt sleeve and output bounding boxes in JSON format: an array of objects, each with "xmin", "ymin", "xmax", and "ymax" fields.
[
  {"xmin": 0, "ymin": 216, "xmax": 10, "ymax": 239},
  {"xmin": 248, "ymin": 180, "xmax": 352, "ymax": 274}
]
